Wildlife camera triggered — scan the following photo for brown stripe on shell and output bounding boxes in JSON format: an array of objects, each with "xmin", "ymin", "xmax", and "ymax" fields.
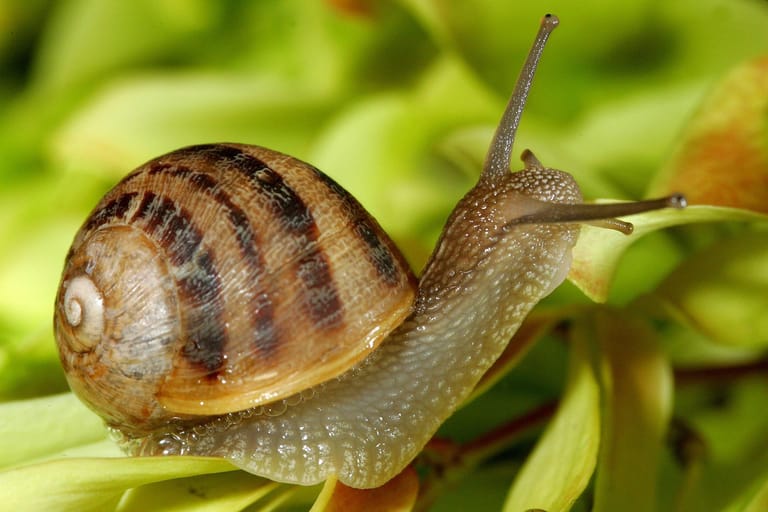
[
  {"xmin": 130, "ymin": 192, "xmax": 202, "ymax": 265},
  {"xmin": 84, "ymin": 191, "xmax": 138, "ymax": 232},
  {"xmin": 296, "ymin": 251, "xmax": 342, "ymax": 329},
  {"xmin": 131, "ymin": 190, "xmax": 227, "ymax": 373},
  {"xmin": 180, "ymin": 144, "xmax": 344, "ymax": 331},
  {"xmin": 353, "ymin": 221, "xmax": 403, "ymax": 286},
  {"xmin": 176, "ymin": 252, "xmax": 226, "ymax": 373},
  {"xmin": 147, "ymin": 160, "xmax": 280, "ymax": 355},
  {"xmin": 308, "ymin": 165, "xmax": 404, "ymax": 286},
  {"xmin": 132, "ymin": 191, "xmax": 157, "ymax": 226}
]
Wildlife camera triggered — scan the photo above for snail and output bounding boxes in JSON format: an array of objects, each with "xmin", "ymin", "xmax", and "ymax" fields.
[{"xmin": 54, "ymin": 14, "xmax": 685, "ymax": 489}]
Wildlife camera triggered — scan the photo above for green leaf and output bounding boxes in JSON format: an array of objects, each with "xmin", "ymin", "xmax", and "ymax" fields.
[
  {"xmin": 0, "ymin": 457, "xmax": 238, "ymax": 512},
  {"xmin": 593, "ymin": 309, "xmax": 672, "ymax": 512},
  {"xmin": 673, "ymin": 378, "xmax": 768, "ymax": 510},
  {"xmin": 568, "ymin": 205, "xmax": 768, "ymax": 302},
  {"xmin": 31, "ymin": 0, "xmax": 222, "ymax": 91},
  {"xmin": 117, "ymin": 470, "xmax": 287, "ymax": 512},
  {"xmin": 50, "ymin": 74, "xmax": 336, "ymax": 177},
  {"xmin": 502, "ymin": 321, "xmax": 600, "ymax": 512},
  {"xmin": 654, "ymin": 230, "xmax": 768, "ymax": 346},
  {"xmin": 559, "ymin": 82, "xmax": 709, "ymax": 198},
  {"xmin": 727, "ymin": 471, "xmax": 768, "ymax": 512},
  {"xmin": 397, "ymin": 0, "xmax": 655, "ymax": 96},
  {"xmin": 0, "ymin": 393, "xmax": 106, "ymax": 468},
  {"xmin": 0, "ymin": 393, "xmax": 314, "ymax": 512}
]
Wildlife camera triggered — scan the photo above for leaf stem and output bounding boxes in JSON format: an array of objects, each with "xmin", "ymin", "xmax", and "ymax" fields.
[
  {"xmin": 415, "ymin": 401, "xmax": 557, "ymax": 510},
  {"xmin": 674, "ymin": 358, "xmax": 768, "ymax": 385}
]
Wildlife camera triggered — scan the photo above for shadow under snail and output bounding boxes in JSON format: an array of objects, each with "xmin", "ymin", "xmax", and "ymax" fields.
[{"xmin": 54, "ymin": 14, "xmax": 686, "ymax": 489}]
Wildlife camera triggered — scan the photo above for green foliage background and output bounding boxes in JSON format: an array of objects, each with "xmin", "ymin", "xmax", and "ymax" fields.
[{"xmin": 1, "ymin": 0, "xmax": 768, "ymax": 510}]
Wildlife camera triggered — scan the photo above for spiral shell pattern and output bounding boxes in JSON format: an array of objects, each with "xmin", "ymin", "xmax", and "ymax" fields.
[{"xmin": 54, "ymin": 143, "xmax": 416, "ymax": 432}]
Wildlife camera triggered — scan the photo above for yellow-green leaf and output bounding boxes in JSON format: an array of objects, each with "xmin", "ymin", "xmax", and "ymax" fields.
[
  {"xmin": 593, "ymin": 309, "xmax": 672, "ymax": 512},
  {"xmin": 0, "ymin": 457, "xmax": 238, "ymax": 512},
  {"xmin": 51, "ymin": 74, "xmax": 334, "ymax": 176},
  {"xmin": 0, "ymin": 393, "xmax": 106, "ymax": 468},
  {"xmin": 117, "ymin": 471, "xmax": 286, "ymax": 512},
  {"xmin": 654, "ymin": 231, "xmax": 768, "ymax": 347},
  {"xmin": 727, "ymin": 471, "xmax": 768, "ymax": 512},
  {"xmin": 502, "ymin": 323, "xmax": 600, "ymax": 512},
  {"xmin": 569, "ymin": 205, "xmax": 768, "ymax": 302}
]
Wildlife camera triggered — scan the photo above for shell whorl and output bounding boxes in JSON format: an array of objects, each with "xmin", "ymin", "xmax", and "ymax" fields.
[
  {"xmin": 61, "ymin": 276, "xmax": 104, "ymax": 350},
  {"xmin": 54, "ymin": 143, "xmax": 416, "ymax": 432}
]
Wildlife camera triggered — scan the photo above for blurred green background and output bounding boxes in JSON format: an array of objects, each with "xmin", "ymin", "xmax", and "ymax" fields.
[
  {"xmin": 1, "ymin": 0, "xmax": 765, "ymax": 397},
  {"xmin": 1, "ymin": 0, "xmax": 768, "ymax": 510}
]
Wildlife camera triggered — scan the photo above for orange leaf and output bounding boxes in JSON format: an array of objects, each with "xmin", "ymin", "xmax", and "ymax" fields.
[
  {"xmin": 324, "ymin": 0, "xmax": 377, "ymax": 18},
  {"xmin": 649, "ymin": 57, "xmax": 768, "ymax": 213},
  {"xmin": 312, "ymin": 467, "xmax": 419, "ymax": 512}
]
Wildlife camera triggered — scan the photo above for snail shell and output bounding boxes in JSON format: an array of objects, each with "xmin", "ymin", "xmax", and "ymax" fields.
[{"xmin": 54, "ymin": 143, "xmax": 416, "ymax": 434}]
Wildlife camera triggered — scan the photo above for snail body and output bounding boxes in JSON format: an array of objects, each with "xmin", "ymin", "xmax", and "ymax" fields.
[{"xmin": 54, "ymin": 15, "xmax": 685, "ymax": 489}]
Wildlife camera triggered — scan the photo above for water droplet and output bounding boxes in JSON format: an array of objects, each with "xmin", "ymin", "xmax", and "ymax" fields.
[{"xmin": 155, "ymin": 432, "xmax": 188, "ymax": 456}]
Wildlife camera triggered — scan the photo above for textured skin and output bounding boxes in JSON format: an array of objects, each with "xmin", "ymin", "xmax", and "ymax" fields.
[
  {"xmin": 129, "ymin": 164, "xmax": 583, "ymax": 489},
  {"xmin": 54, "ymin": 144, "xmax": 416, "ymax": 433}
]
